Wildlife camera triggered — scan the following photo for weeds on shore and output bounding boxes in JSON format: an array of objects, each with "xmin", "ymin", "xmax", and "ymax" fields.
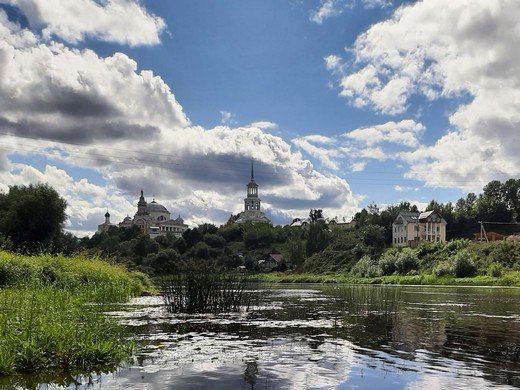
[
  {"xmin": 0, "ymin": 250, "xmax": 150, "ymax": 376},
  {"xmin": 0, "ymin": 287, "xmax": 133, "ymax": 375}
]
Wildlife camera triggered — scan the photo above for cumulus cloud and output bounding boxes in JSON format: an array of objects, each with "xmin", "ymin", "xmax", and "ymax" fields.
[
  {"xmin": 292, "ymin": 135, "xmax": 340, "ymax": 170},
  {"xmin": 0, "ymin": 9, "xmax": 360, "ymax": 232},
  {"xmin": 0, "ymin": 12, "xmax": 187, "ymax": 147},
  {"xmin": 344, "ymin": 120, "xmax": 425, "ymax": 147},
  {"xmin": 310, "ymin": 0, "xmax": 350, "ymax": 24},
  {"xmin": 324, "ymin": 54, "xmax": 343, "ymax": 73},
  {"xmin": 219, "ymin": 111, "xmax": 237, "ymax": 125},
  {"xmin": 310, "ymin": 0, "xmax": 392, "ymax": 24},
  {"xmin": 328, "ymin": 0, "xmax": 520, "ymax": 190},
  {"xmin": 1, "ymin": 0, "xmax": 166, "ymax": 46},
  {"xmin": 293, "ymin": 120, "xmax": 424, "ymax": 171},
  {"xmin": 249, "ymin": 121, "xmax": 278, "ymax": 130}
]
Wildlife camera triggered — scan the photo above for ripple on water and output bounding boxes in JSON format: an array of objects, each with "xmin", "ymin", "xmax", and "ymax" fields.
[{"xmin": 19, "ymin": 285, "xmax": 520, "ymax": 389}]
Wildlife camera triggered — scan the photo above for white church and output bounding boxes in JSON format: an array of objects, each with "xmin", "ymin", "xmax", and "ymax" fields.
[{"xmin": 97, "ymin": 190, "xmax": 188, "ymax": 237}]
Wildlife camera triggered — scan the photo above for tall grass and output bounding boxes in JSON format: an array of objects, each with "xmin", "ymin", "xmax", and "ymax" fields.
[
  {"xmin": 0, "ymin": 287, "xmax": 133, "ymax": 375},
  {"xmin": 325, "ymin": 285, "xmax": 402, "ymax": 317},
  {"xmin": 161, "ymin": 273, "xmax": 256, "ymax": 314},
  {"xmin": 0, "ymin": 251, "xmax": 149, "ymax": 301},
  {"xmin": 0, "ymin": 250, "xmax": 151, "ymax": 376}
]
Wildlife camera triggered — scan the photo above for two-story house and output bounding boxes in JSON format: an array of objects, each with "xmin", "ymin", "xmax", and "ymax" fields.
[{"xmin": 392, "ymin": 210, "xmax": 447, "ymax": 247}]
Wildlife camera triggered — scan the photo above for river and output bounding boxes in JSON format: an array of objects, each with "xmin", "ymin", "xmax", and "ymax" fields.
[{"xmin": 6, "ymin": 284, "xmax": 520, "ymax": 389}]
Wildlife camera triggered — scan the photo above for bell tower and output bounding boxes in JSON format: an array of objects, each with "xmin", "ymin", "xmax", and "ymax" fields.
[
  {"xmin": 245, "ymin": 159, "xmax": 261, "ymax": 212},
  {"xmin": 137, "ymin": 189, "xmax": 148, "ymax": 215}
]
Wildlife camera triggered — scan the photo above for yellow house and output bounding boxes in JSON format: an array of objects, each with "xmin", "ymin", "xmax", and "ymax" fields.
[{"xmin": 392, "ymin": 210, "xmax": 447, "ymax": 247}]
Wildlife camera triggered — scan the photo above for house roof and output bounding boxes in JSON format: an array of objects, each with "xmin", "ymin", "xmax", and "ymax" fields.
[
  {"xmin": 394, "ymin": 210, "xmax": 447, "ymax": 225},
  {"xmin": 395, "ymin": 211, "xmax": 420, "ymax": 223},
  {"xmin": 269, "ymin": 254, "xmax": 283, "ymax": 263}
]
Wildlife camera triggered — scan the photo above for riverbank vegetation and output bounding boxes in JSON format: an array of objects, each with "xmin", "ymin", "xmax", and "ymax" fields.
[
  {"xmin": 161, "ymin": 272, "xmax": 255, "ymax": 314},
  {"xmin": 1, "ymin": 181, "xmax": 519, "ymax": 289},
  {"xmin": 0, "ymin": 250, "xmax": 150, "ymax": 376}
]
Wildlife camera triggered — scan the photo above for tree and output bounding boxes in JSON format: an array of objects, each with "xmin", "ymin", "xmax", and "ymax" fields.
[
  {"xmin": 306, "ymin": 222, "xmax": 331, "ymax": 256},
  {"xmin": 0, "ymin": 184, "xmax": 67, "ymax": 251}
]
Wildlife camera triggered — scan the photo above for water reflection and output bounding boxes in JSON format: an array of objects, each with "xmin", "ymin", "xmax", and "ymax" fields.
[{"xmin": 3, "ymin": 285, "xmax": 519, "ymax": 389}]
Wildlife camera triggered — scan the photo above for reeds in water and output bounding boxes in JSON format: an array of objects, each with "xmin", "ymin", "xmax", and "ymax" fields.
[
  {"xmin": 325, "ymin": 285, "xmax": 402, "ymax": 317},
  {"xmin": 161, "ymin": 273, "xmax": 256, "ymax": 314}
]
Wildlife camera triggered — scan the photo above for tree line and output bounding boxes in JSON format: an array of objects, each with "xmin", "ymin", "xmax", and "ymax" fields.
[
  {"xmin": 354, "ymin": 178, "xmax": 520, "ymax": 245},
  {"xmin": 0, "ymin": 179, "xmax": 518, "ymax": 276}
]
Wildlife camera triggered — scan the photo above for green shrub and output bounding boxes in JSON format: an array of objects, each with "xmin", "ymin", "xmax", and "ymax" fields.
[
  {"xmin": 378, "ymin": 249, "xmax": 399, "ymax": 275},
  {"xmin": 483, "ymin": 241, "xmax": 520, "ymax": 268},
  {"xmin": 395, "ymin": 248, "xmax": 419, "ymax": 275},
  {"xmin": 451, "ymin": 250, "xmax": 476, "ymax": 278},
  {"xmin": 433, "ymin": 261, "xmax": 453, "ymax": 277},
  {"xmin": 0, "ymin": 234, "xmax": 13, "ymax": 251},
  {"xmin": 351, "ymin": 255, "xmax": 382, "ymax": 278},
  {"xmin": 487, "ymin": 262, "xmax": 504, "ymax": 277}
]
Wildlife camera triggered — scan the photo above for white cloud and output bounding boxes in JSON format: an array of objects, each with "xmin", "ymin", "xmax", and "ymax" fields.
[
  {"xmin": 362, "ymin": 0, "xmax": 391, "ymax": 9},
  {"xmin": 292, "ymin": 135, "xmax": 340, "ymax": 170},
  {"xmin": 310, "ymin": 0, "xmax": 352, "ymax": 24},
  {"xmin": 249, "ymin": 121, "xmax": 278, "ymax": 130},
  {"xmin": 2, "ymin": 0, "xmax": 166, "ymax": 46},
  {"xmin": 310, "ymin": 0, "xmax": 392, "ymax": 24},
  {"xmin": 219, "ymin": 111, "xmax": 237, "ymax": 125},
  {"xmin": 0, "ymin": 10, "xmax": 360, "ymax": 233},
  {"xmin": 345, "ymin": 120, "xmax": 425, "ymax": 147},
  {"xmin": 328, "ymin": 0, "xmax": 520, "ymax": 190},
  {"xmin": 350, "ymin": 161, "xmax": 366, "ymax": 172},
  {"xmin": 324, "ymin": 54, "xmax": 343, "ymax": 72},
  {"xmin": 293, "ymin": 120, "xmax": 422, "ymax": 171},
  {"xmin": 0, "ymin": 11, "xmax": 188, "ymax": 146}
]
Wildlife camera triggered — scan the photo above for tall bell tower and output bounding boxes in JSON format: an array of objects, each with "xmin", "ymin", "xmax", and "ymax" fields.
[{"xmin": 245, "ymin": 159, "xmax": 261, "ymax": 212}]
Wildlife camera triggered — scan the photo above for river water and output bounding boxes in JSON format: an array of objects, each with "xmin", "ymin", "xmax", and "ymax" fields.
[{"xmin": 8, "ymin": 284, "xmax": 520, "ymax": 389}]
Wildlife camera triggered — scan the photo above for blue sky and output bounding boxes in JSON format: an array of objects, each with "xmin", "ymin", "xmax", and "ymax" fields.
[{"xmin": 0, "ymin": 0, "xmax": 518, "ymax": 235}]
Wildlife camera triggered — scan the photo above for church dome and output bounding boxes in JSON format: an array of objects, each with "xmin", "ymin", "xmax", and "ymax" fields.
[{"xmin": 147, "ymin": 200, "xmax": 169, "ymax": 213}]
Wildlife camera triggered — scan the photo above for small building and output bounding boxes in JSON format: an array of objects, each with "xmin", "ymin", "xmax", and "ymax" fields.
[
  {"xmin": 392, "ymin": 210, "xmax": 447, "ymax": 247},
  {"xmin": 327, "ymin": 217, "xmax": 356, "ymax": 231},
  {"xmin": 97, "ymin": 211, "xmax": 115, "ymax": 233},
  {"xmin": 473, "ymin": 231, "xmax": 507, "ymax": 242},
  {"xmin": 258, "ymin": 254, "xmax": 285, "ymax": 272}
]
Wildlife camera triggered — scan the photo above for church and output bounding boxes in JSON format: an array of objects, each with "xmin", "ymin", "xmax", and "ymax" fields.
[
  {"xmin": 234, "ymin": 160, "xmax": 270, "ymax": 224},
  {"xmin": 97, "ymin": 190, "xmax": 189, "ymax": 237}
]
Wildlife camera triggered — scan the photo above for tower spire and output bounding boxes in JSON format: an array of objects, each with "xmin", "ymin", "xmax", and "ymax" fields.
[{"xmin": 251, "ymin": 158, "xmax": 254, "ymax": 181}]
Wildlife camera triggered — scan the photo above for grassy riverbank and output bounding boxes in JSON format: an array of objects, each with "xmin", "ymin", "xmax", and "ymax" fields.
[
  {"xmin": 0, "ymin": 250, "xmax": 150, "ymax": 376},
  {"xmin": 252, "ymin": 270, "xmax": 520, "ymax": 286}
]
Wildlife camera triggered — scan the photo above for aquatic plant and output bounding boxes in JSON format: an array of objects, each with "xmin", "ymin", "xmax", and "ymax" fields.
[
  {"xmin": 324, "ymin": 285, "xmax": 402, "ymax": 317},
  {"xmin": 161, "ymin": 272, "xmax": 256, "ymax": 314}
]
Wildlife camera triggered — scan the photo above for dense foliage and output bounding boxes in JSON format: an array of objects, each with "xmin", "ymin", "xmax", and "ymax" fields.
[
  {"xmin": 0, "ymin": 179, "xmax": 517, "ymax": 281},
  {"xmin": 354, "ymin": 179, "xmax": 520, "ymax": 244},
  {"xmin": 0, "ymin": 251, "xmax": 150, "ymax": 376},
  {"xmin": 0, "ymin": 184, "xmax": 67, "ymax": 252}
]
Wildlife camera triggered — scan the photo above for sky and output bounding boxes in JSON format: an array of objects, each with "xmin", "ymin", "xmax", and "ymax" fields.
[{"xmin": 0, "ymin": 0, "xmax": 519, "ymax": 237}]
